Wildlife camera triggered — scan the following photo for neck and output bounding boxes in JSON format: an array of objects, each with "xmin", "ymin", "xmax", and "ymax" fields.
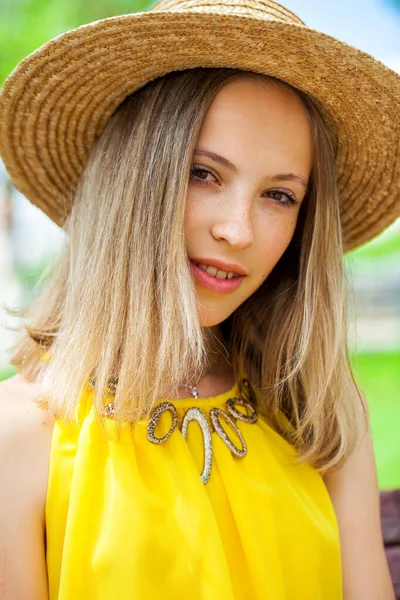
[
  {"xmin": 193, "ymin": 324, "xmax": 234, "ymax": 391},
  {"xmin": 202, "ymin": 324, "xmax": 230, "ymax": 376},
  {"xmin": 173, "ymin": 324, "xmax": 235, "ymax": 399}
]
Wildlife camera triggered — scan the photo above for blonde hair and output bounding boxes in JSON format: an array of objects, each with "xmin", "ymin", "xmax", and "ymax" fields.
[{"xmin": 8, "ymin": 67, "xmax": 368, "ymax": 475}]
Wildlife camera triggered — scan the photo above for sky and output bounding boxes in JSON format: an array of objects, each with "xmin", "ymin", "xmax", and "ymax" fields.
[
  {"xmin": 6, "ymin": 0, "xmax": 400, "ymax": 267},
  {"xmin": 283, "ymin": 0, "xmax": 400, "ymax": 70}
]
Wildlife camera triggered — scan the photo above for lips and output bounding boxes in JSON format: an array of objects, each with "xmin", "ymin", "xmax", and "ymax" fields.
[
  {"xmin": 195, "ymin": 262, "xmax": 240, "ymax": 279},
  {"xmin": 189, "ymin": 257, "xmax": 248, "ymax": 277},
  {"xmin": 189, "ymin": 261, "xmax": 245, "ymax": 294}
]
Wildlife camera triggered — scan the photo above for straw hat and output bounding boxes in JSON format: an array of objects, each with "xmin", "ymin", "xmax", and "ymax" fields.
[{"xmin": 0, "ymin": 0, "xmax": 399, "ymax": 251}]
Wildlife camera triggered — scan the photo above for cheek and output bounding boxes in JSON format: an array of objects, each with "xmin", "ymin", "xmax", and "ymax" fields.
[
  {"xmin": 254, "ymin": 215, "xmax": 298, "ymax": 277},
  {"xmin": 184, "ymin": 195, "xmax": 207, "ymax": 232},
  {"xmin": 258, "ymin": 211, "xmax": 298, "ymax": 250}
]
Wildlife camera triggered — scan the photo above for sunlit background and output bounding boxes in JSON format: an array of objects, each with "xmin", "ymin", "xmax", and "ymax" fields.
[{"xmin": 0, "ymin": 0, "xmax": 399, "ymax": 491}]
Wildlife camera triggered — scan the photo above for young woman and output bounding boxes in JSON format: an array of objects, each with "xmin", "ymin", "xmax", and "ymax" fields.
[{"xmin": 0, "ymin": 0, "xmax": 398, "ymax": 598}]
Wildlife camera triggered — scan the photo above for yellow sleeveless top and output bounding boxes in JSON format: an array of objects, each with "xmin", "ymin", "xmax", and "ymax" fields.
[{"xmin": 45, "ymin": 380, "xmax": 342, "ymax": 599}]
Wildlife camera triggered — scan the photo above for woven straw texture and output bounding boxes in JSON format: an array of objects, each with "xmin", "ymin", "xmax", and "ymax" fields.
[{"xmin": 0, "ymin": 0, "xmax": 399, "ymax": 251}]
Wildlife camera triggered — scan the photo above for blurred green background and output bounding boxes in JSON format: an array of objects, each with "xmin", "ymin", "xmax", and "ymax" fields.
[{"xmin": 0, "ymin": 0, "xmax": 399, "ymax": 490}]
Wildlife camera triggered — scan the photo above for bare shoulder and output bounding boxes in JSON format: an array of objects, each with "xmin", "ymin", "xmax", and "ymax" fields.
[
  {"xmin": 0, "ymin": 372, "xmax": 53, "ymax": 424},
  {"xmin": 323, "ymin": 408, "xmax": 395, "ymax": 599},
  {"xmin": 0, "ymin": 372, "xmax": 54, "ymax": 519},
  {"xmin": 0, "ymin": 373, "xmax": 54, "ymax": 468},
  {"xmin": 0, "ymin": 374, "xmax": 54, "ymax": 600}
]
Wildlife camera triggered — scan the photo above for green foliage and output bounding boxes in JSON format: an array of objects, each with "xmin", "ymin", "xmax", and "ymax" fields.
[
  {"xmin": 350, "ymin": 351, "xmax": 400, "ymax": 491},
  {"xmin": 345, "ymin": 219, "xmax": 400, "ymax": 271},
  {"xmin": 15, "ymin": 258, "xmax": 53, "ymax": 293},
  {"xmin": 0, "ymin": 0, "xmax": 153, "ymax": 84},
  {"xmin": 0, "ymin": 364, "xmax": 16, "ymax": 381}
]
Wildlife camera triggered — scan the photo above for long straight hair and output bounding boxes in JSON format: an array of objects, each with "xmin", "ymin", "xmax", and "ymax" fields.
[{"xmin": 8, "ymin": 67, "xmax": 368, "ymax": 475}]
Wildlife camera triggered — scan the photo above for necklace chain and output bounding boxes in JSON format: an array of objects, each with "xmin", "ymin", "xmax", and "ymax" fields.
[
  {"xmin": 89, "ymin": 376, "xmax": 253, "ymax": 408},
  {"xmin": 182, "ymin": 382, "xmax": 200, "ymax": 398}
]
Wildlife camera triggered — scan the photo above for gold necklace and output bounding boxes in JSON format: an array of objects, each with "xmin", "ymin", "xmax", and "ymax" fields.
[
  {"xmin": 146, "ymin": 378, "xmax": 258, "ymax": 484},
  {"xmin": 89, "ymin": 376, "xmax": 259, "ymax": 485}
]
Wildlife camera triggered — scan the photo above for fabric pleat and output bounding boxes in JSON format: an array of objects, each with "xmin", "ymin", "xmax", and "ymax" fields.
[{"xmin": 46, "ymin": 381, "xmax": 342, "ymax": 599}]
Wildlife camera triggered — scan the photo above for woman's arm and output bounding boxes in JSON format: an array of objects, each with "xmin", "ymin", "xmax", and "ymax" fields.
[
  {"xmin": 323, "ymin": 403, "xmax": 395, "ymax": 600},
  {"xmin": 0, "ymin": 375, "xmax": 53, "ymax": 600}
]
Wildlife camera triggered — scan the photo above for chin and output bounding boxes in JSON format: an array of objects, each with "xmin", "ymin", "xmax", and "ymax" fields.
[
  {"xmin": 198, "ymin": 305, "xmax": 236, "ymax": 328},
  {"xmin": 200, "ymin": 317, "xmax": 224, "ymax": 328}
]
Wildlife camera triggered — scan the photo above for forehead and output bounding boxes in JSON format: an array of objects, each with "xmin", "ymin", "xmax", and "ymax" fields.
[{"xmin": 197, "ymin": 77, "xmax": 313, "ymax": 176}]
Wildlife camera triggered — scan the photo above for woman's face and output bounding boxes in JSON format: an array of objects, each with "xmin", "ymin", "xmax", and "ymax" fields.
[{"xmin": 185, "ymin": 77, "xmax": 313, "ymax": 327}]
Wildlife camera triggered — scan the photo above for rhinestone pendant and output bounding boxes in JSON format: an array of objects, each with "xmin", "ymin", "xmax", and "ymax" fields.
[
  {"xmin": 147, "ymin": 402, "xmax": 178, "ymax": 444},
  {"xmin": 210, "ymin": 407, "xmax": 247, "ymax": 457},
  {"xmin": 145, "ymin": 379, "xmax": 258, "ymax": 484},
  {"xmin": 181, "ymin": 407, "xmax": 213, "ymax": 484},
  {"xmin": 226, "ymin": 397, "xmax": 258, "ymax": 424},
  {"xmin": 95, "ymin": 378, "xmax": 260, "ymax": 484}
]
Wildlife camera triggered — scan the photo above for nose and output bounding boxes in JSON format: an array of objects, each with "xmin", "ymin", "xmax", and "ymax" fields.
[{"xmin": 210, "ymin": 195, "xmax": 254, "ymax": 249}]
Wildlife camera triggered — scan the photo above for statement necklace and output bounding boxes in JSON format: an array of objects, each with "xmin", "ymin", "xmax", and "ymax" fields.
[
  {"xmin": 90, "ymin": 376, "xmax": 259, "ymax": 484},
  {"xmin": 146, "ymin": 378, "xmax": 258, "ymax": 484}
]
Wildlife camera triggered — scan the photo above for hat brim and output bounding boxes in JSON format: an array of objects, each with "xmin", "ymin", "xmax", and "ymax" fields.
[{"xmin": 0, "ymin": 11, "xmax": 399, "ymax": 251}]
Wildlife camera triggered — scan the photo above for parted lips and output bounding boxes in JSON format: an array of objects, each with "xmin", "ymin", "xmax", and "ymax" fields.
[{"xmin": 0, "ymin": 0, "xmax": 399, "ymax": 251}]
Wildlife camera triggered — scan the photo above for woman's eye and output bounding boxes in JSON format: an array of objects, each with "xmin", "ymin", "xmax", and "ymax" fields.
[
  {"xmin": 189, "ymin": 166, "xmax": 216, "ymax": 186},
  {"xmin": 189, "ymin": 168, "xmax": 297, "ymax": 207},
  {"xmin": 266, "ymin": 189, "xmax": 298, "ymax": 208}
]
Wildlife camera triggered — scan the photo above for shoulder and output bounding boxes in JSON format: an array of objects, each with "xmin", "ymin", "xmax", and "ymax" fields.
[
  {"xmin": 323, "ymin": 397, "xmax": 395, "ymax": 598},
  {"xmin": 0, "ymin": 373, "xmax": 54, "ymax": 512},
  {"xmin": 0, "ymin": 374, "xmax": 54, "ymax": 599},
  {"xmin": 0, "ymin": 373, "xmax": 54, "ymax": 472},
  {"xmin": 0, "ymin": 372, "xmax": 53, "ymax": 424}
]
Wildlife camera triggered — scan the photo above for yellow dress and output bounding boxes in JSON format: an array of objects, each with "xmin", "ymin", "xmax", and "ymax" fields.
[{"xmin": 46, "ymin": 379, "xmax": 342, "ymax": 599}]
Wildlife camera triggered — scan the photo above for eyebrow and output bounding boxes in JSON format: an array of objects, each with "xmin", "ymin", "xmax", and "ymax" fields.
[{"xmin": 194, "ymin": 148, "xmax": 309, "ymax": 189}]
